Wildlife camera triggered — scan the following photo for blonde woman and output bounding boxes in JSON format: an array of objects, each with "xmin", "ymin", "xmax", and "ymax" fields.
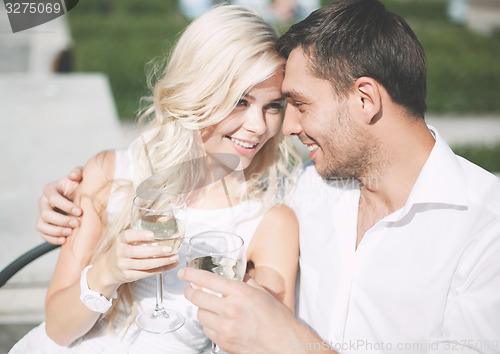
[{"xmin": 11, "ymin": 5, "xmax": 299, "ymax": 353}]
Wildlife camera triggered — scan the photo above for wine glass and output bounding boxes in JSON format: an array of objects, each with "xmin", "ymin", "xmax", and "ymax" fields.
[
  {"xmin": 131, "ymin": 190, "xmax": 187, "ymax": 334},
  {"xmin": 186, "ymin": 231, "xmax": 246, "ymax": 353}
]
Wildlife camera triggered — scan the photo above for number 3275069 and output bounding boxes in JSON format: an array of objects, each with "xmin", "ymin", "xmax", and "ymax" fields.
[{"xmin": 5, "ymin": 2, "xmax": 62, "ymax": 14}]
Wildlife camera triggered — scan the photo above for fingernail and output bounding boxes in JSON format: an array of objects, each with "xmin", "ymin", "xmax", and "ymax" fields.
[
  {"xmin": 170, "ymin": 255, "xmax": 179, "ymax": 262},
  {"xmin": 177, "ymin": 269, "xmax": 184, "ymax": 278},
  {"xmin": 162, "ymin": 246, "xmax": 172, "ymax": 253},
  {"xmin": 69, "ymin": 220, "xmax": 79, "ymax": 228},
  {"xmin": 72, "ymin": 208, "xmax": 82, "ymax": 216},
  {"xmin": 145, "ymin": 232, "xmax": 155, "ymax": 239},
  {"xmin": 63, "ymin": 228, "xmax": 72, "ymax": 236}
]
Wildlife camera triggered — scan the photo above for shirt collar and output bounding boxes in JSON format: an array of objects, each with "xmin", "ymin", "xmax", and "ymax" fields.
[{"xmin": 383, "ymin": 126, "xmax": 468, "ymax": 223}]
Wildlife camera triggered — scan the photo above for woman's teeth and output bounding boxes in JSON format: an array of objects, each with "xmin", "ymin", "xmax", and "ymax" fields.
[{"xmin": 230, "ymin": 137, "xmax": 257, "ymax": 149}]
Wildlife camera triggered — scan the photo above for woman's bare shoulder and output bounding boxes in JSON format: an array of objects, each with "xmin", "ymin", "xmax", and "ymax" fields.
[{"xmin": 78, "ymin": 150, "xmax": 116, "ymax": 206}]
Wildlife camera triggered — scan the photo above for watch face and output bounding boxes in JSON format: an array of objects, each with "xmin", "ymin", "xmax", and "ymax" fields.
[{"xmin": 83, "ymin": 295, "xmax": 110, "ymax": 313}]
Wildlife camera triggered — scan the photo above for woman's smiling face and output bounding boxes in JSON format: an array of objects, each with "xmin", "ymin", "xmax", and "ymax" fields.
[{"xmin": 201, "ymin": 70, "xmax": 285, "ymax": 170}]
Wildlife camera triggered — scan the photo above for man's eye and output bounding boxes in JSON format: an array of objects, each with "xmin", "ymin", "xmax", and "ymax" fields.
[
  {"xmin": 292, "ymin": 102, "xmax": 305, "ymax": 112},
  {"xmin": 266, "ymin": 103, "xmax": 284, "ymax": 114}
]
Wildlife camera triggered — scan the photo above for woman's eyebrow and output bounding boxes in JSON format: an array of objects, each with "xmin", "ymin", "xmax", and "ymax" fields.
[{"xmin": 242, "ymin": 93, "xmax": 284, "ymax": 102}]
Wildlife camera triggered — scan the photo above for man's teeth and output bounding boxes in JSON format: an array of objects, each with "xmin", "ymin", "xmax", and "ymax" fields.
[
  {"xmin": 230, "ymin": 137, "xmax": 257, "ymax": 149},
  {"xmin": 307, "ymin": 144, "xmax": 319, "ymax": 152}
]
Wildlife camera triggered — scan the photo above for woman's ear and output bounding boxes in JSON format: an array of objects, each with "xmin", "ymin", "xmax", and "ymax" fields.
[{"xmin": 354, "ymin": 77, "xmax": 382, "ymax": 125}]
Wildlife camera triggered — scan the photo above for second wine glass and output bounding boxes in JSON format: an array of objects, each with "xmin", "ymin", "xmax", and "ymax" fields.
[
  {"xmin": 131, "ymin": 190, "xmax": 187, "ymax": 334},
  {"xmin": 186, "ymin": 230, "xmax": 246, "ymax": 353}
]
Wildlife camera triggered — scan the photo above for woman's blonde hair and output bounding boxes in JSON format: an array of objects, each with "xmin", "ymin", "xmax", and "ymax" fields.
[
  {"xmin": 131, "ymin": 4, "xmax": 299, "ymax": 199},
  {"xmin": 94, "ymin": 4, "xmax": 300, "ymax": 328}
]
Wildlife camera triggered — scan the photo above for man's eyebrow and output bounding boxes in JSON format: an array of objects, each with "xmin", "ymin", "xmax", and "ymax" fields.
[{"xmin": 283, "ymin": 89, "xmax": 306, "ymax": 100}]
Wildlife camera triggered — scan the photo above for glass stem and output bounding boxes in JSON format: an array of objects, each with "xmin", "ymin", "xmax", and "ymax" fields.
[
  {"xmin": 154, "ymin": 273, "xmax": 167, "ymax": 317},
  {"xmin": 211, "ymin": 341, "xmax": 220, "ymax": 354}
]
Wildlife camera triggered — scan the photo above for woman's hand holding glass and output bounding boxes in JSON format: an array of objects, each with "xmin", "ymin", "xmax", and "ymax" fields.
[{"xmin": 92, "ymin": 228, "xmax": 180, "ymax": 287}]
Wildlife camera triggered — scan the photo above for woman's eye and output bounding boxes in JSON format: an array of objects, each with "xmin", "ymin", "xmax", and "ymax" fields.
[{"xmin": 237, "ymin": 99, "xmax": 248, "ymax": 107}]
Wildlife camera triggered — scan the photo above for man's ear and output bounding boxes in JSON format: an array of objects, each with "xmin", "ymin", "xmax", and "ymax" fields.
[{"xmin": 354, "ymin": 77, "xmax": 382, "ymax": 125}]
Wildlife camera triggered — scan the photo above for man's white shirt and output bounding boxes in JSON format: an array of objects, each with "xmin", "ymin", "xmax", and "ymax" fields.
[{"xmin": 287, "ymin": 127, "xmax": 500, "ymax": 353}]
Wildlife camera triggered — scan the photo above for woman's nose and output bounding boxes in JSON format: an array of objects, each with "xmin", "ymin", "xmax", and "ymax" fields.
[{"xmin": 243, "ymin": 107, "xmax": 267, "ymax": 136}]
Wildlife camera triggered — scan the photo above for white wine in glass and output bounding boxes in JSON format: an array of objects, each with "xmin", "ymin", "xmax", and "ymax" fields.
[
  {"xmin": 186, "ymin": 231, "xmax": 246, "ymax": 353},
  {"xmin": 133, "ymin": 214, "xmax": 185, "ymax": 252},
  {"xmin": 131, "ymin": 190, "xmax": 186, "ymax": 334}
]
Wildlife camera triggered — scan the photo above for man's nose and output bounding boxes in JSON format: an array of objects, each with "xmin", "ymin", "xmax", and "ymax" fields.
[{"xmin": 282, "ymin": 106, "xmax": 302, "ymax": 136}]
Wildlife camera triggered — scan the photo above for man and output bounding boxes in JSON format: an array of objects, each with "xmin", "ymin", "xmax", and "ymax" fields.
[
  {"xmin": 38, "ymin": 0, "xmax": 500, "ymax": 352},
  {"xmin": 182, "ymin": 0, "xmax": 500, "ymax": 352}
]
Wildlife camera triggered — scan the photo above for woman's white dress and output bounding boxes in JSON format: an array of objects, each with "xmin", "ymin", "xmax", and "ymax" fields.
[{"xmin": 10, "ymin": 150, "xmax": 267, "ymax": 353}]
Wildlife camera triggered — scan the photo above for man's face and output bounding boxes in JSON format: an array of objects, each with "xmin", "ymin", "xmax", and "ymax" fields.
[{"xmin": 281, "ymin": 48, "xmax": 376, "ymax": 179}]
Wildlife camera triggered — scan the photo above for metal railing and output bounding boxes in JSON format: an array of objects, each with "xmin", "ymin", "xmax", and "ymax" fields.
[{"xmin": 0, "ymin": 243, "xmax": 60, "ymax": 288}]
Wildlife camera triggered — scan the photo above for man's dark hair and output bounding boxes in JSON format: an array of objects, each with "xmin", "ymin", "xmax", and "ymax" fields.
[{"xmin": 277, "ymin": 0, "xmax": 427, "ymax": 118}]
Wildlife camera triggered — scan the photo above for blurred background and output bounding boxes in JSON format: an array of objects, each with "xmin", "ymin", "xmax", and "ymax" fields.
[
  {"xmin": 0, "ymin": 0, "xmax": 499, "ymax": 351},
  {"xmin": 62, "ymin": 0, "xmax": 500, "ymax": 169}
]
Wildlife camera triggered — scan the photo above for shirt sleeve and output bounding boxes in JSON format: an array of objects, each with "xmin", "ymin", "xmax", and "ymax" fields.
[{"xmin": 430, "ymin": 219, "xmax": 500, "ymax": 354}]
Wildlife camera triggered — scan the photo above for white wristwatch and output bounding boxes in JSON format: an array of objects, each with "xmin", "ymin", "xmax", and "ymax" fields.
[{"xmin": 79, "ymin": 265, "xmax": 117, "ymax": 313}]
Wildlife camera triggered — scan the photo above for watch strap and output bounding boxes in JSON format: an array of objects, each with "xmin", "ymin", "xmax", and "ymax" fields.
[{"xmin": 79, "ymin": 265, "xmax": 117, "ymax": 313}]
